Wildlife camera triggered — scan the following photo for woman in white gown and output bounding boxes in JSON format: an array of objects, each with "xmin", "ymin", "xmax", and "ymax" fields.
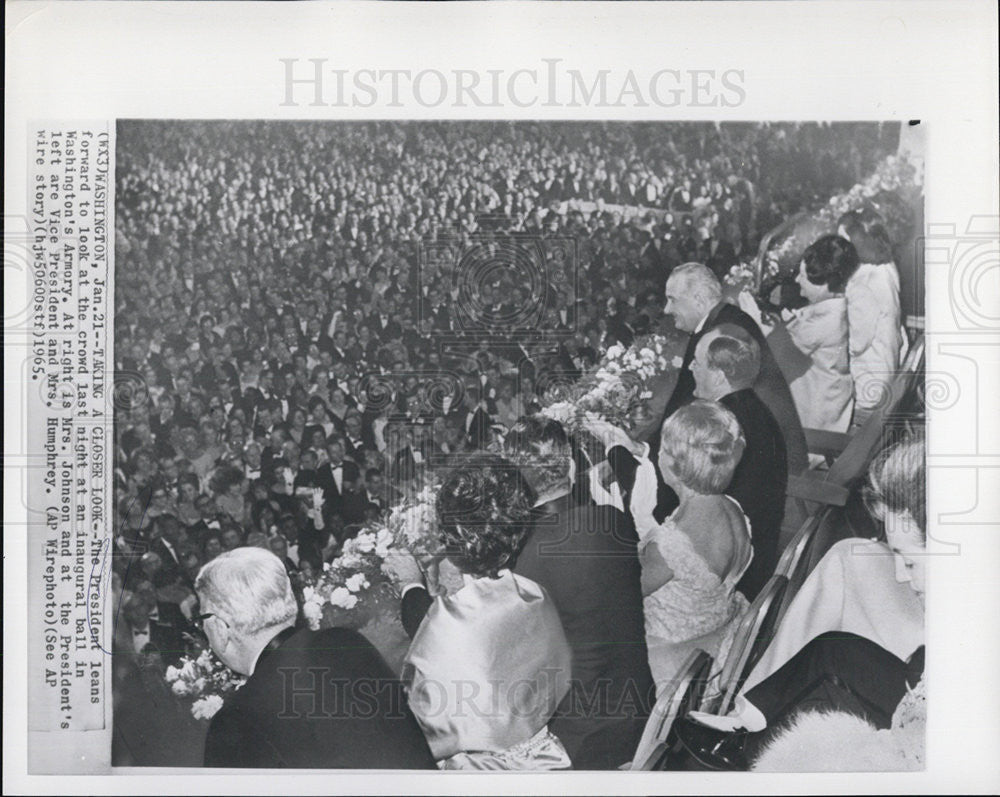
[
  {"xmin": 783, "ymin": 235, "xmax": 858, "ymax": 433},
  {"xmin": 641, "ymin": 399, "xmax": 754, "ymax": 697},
  {"xmin": 838, "ymin": 209, "xmax": 905, "ymax": 414}
]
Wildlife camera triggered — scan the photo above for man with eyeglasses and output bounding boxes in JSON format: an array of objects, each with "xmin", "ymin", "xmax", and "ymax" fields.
[{"xmin": 195, "ymin": 547, "xmax": 435, "ymax": 769}]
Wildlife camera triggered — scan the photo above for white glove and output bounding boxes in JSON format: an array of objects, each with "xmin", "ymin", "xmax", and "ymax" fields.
[
  {"xmin": 737, "ymin": 289, "xmax": 763, "ymax": 327},
  {"xmin": 381, "ymin": 549, "xmax": 425, "ymax": 588},
  {"xmin": 581, "ymin": 417, "xmax": 645, "ymax": 458}
]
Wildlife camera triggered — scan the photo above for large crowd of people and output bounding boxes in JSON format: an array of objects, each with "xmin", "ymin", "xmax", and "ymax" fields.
[{"xmin": 110, "ymin": 120, "xmax": 921, "ymax": 771}]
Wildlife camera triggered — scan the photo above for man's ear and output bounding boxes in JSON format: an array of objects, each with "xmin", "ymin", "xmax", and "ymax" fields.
[{"xmin": 213, "ymin": 614, "xmax": 232, "ymax": 651}]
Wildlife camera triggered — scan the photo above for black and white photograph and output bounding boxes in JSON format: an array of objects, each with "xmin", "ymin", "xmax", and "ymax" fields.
[
  {"xmin": 109, "ymin": 119, "xmax": 927, "ymax": 771},
  {"xmin": 4, "ymin": 1, "xmax": 998, "ymax": 793}
]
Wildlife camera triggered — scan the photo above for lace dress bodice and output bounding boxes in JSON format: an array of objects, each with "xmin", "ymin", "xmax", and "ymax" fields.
[
  {"xmin": 642, "ymin": 501, "xmax": 753, "ymax": 695},
  {"xmin": 643, "ymin": 512, "xmax": 752, "ymax": 641}
]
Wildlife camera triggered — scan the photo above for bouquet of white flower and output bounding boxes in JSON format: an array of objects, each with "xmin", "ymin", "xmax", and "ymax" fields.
[
  {"xmin": 301, "ymin": 481, "xmax": 448, "ymax": 634},
  {"xmin": 301, "ymin": 525, "xmax": 396, "ymax": 631},
  {"xmin": 541, "ymin": 333, "xmax": 680, "ymax": 435},
  {"xmin": 164, "ymin": 647, "xmax": 246, "ymax": 721}
]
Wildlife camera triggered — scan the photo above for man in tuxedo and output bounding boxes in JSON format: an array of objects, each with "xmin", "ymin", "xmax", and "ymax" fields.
[
  {"xmin": 198, "ymin": 548, "xmax": 435, "ymax": 769},
  {"xmin": 653, "ymin": 262, "xmax": 807, "ymax": 477},
  {"xmin": 150, "ymin": 514, "xmax": 193, "ymax": 589},
  {"xmin": 462, "ymin": 416, "xmax": 651, "ymax": 769},
  {"xmin": 343, "ymin": 410, "xmax": 372, "ymax": 457},
  {"xmin": 316, "ymin": 437, "xmax": 360, "ymax": 517},
  {"xmin": 120, "ymin": 591, "xmax": 188, "ymax": 667},
  {"xmin": 691, "ymin": 324, "xmax": 788, "ymax": 600},
  {"xmin": 368, "ymin": 299, "xmax": 403, "ymax": 343}
]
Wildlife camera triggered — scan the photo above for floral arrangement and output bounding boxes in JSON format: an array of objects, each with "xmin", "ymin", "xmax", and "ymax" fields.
[
  {"xmin": 820, "ymin": 153, "xmax": 921, "ymax": 224},
  {"xmin": 762, "ymin": 152, "xmax": 923, "ymax": 277},
  {"xmin": 723, "ymin": 256, "xmax": 782, "ymax": 294},
  {"xmin": 301, "ymin": 483, "xmax": 442, "ymax": 631},
  {"xmin": 541, "ymin": 333, "xmax": 680, "ymax": 434},
  {"xmin": 165, "ymin": 647, "xmax": 246, "ymax": 721},
  {"xmin": 385, "ymin": 482, "xmax": 444, "ymax": 559},
  {"xmin": 301, "ymin": 527, "xmax": 395, "ymax": 630}
]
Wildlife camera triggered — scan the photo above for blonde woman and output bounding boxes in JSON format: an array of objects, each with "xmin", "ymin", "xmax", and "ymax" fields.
[{"xmin": 642, "ymin": 399, "xmax": 753, "ymax": 696}]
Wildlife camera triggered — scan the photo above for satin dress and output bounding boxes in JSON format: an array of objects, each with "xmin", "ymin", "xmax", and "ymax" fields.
[{"xmin": 403, "ymin": 569, "xmax": 573, "ymax": 770}]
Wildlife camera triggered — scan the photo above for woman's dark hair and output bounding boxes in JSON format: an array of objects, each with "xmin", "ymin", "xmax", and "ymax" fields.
[
  {"xmin": 435, "ymin": 453, "xmax": 537, "ymax": 579},
  {"xmin": 251, "ymin": 498, "xmax": 278, "ymax": 529},
  {"xmin": 802, "ymin": 234, "xmax": 860, "ymax": 294},
  {"xmin": 837, "ymin": 207, "xmax": 895, "ymax": 264},
  {"xmin": 201, "ymin": 531, "xmax": 223, "ymax": 558},
  {"xmin": 209, "ymin": 464, "xmax": 243, "ymax": 496},
  {"xmin": 177, "ymin": 472, "xmax": 200, "ymax": 494},
  {"xmin": 502, "ymin": 415, "xmax": 573, "ymax": 496},
  {"xmin": 307, "ymin": 395, "xmax": 328, "ymax": 414}
]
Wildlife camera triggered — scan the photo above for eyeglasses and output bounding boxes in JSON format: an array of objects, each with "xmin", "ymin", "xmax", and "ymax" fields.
[{"xmin": 192, "ymin": 612, "xmax": 215, "ymax": 632}]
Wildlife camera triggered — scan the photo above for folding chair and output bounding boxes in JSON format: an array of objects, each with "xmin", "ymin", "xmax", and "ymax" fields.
[
  {"xmin": 775, "ymin": 511, "xmax": 822, "ymax": 578},
  {"xmin": 629, "ymin": 649, "xmax": 713, "ymax": 771},
  {"xmin": 787, "ymin": 335, "xmax": 924, "ymax": 512},
  {"xmin": 708, "ymin": 574, "xmax": 789, "ymax": 718}
]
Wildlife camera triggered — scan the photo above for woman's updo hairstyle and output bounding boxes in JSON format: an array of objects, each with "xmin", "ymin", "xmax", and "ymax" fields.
[
  {"xmin": 659, "ymin": 399, "xmax": 746, "ymax": 494},
  {"xmin": 802, "ymin": 234, "xmax": 860, "ymax": 294},
  {"xmin": 435, "ymin": 453, "xmax": 536, "ymax": 579}
]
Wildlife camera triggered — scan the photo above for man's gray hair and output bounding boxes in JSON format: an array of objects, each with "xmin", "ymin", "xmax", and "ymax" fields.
[
  {"xmin": 669, "ymin": 262, "xmax": 723, "ymax": 306},
  {"xmin": 195, "ymin": 547, "xmax": 297, "ymax": 635}
]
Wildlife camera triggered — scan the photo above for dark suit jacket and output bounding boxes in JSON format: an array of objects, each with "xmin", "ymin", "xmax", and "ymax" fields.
[
  {"xmin": 204, "ymin": 626, "xmax": 436, "ymax": 769},
  {"xmin": 125, "ymin": 619, "xmax": 188, "ymax": 667},
  {"xmin": 515, "ymin": 499, "xmax": 653, "ymax": 770},
  {"xmin": 720, "ymin": 388, "xmax": 788, "ymax": 601},
  {"xmin": 652, "ymin": 300, "xmax": 808, "ymax": 476},
  {"xmin": 368, "ymin": 314, "xmax": 403, "ymax": 342},
  {"xmin": 151, "ymin": 537, "xmax": 192, "ymax": 589},
  {"xmin": 316, "ymin": 460, "xmax": 360, "ymax": 513}
]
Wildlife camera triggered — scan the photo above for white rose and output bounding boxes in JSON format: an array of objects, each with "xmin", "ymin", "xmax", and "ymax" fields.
[
  {"xmin": 171, "ymin": 679, "xmax": 191, "ymax": 697},
  {"xmin": 191, "ymin": 694, "xmax": 224, "ymax": 721},
  {"xmin": 345, "ymin": 573, "xmax": 369, "ymax": 593},
  {"xmin": 354, "ymin": 534, "xmax": 376, "ymax": 554},
  {"xmin": 302, "ymin": 600, "xmax": 322, "ymax": 630},
  {"xmin": 338, "ymin": 551, "xmax": 364, "ymax": 570},
  {"xmin": 165, "ymin": 665, "xmax": 181, "ymax": 683},
  {"xmin": 374, "ymin": 535, "xmax": 393, "ymax": 560},
  {"xmin": 606, "ymin": 344, "xmax": 623, "ymax": 360},
  {"xmin": 329, "ymin": 587, "xmax": 359, "ymax": 609}
]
